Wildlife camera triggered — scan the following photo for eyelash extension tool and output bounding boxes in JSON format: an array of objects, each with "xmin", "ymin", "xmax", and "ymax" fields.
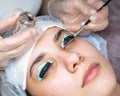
[{"xmin": 66, "ymin": 0, "xmax": 112, "ymax": 45}]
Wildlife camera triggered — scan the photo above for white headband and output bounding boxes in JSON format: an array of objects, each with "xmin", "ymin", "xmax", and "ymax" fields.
[
  {"xmin": 15, "ymin": 16, "xmax": 63, "ymax": 90},
  {"xmin": 6, "ymin": 15, "xmax": 107, "ymax": 91}
]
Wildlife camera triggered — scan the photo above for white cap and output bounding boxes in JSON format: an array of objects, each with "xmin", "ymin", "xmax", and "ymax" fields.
[{"xmin": 14, "ymin": 16, "xmax": 63, "ymax": 90}]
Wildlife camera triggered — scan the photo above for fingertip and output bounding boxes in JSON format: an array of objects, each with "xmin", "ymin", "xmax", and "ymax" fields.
[{"xmin": 86, "ymin": 19, "xmax": 109, "ymax": 31}]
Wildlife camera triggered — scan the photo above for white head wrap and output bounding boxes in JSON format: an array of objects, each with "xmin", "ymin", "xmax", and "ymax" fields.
[
  {"xmin": 5, "ymin": 15, "xmax": 108, "ymax": 91},
  {"xmin": 5, "ymin": 15, "xmax": 63, "ymax": 90},
  {"xmin": 15, "ymin": 16, "xmax": 63, "ymax": 90}
]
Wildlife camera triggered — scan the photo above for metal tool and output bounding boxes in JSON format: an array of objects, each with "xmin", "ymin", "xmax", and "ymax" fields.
[{"xmin": 65, "ymin": 0, "xmax": 112, "ymax": 45}]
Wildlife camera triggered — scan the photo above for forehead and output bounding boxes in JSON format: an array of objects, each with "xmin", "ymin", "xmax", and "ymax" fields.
[
  {"xmin": 35, "ymin": 26, "xmax": 65, "ymax": 46},
  {"xmin": 47, "ymin": 26, "xmax": 62, "ymax": 33},
  {"xmin": 38, "ymin": 26, "xmax": 64, "ymax": 45},
  {"xmin": 29, "ymin": 26, "xmax": 63, "ymax": 60}
]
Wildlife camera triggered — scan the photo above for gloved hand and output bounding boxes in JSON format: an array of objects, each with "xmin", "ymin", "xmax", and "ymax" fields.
[
  {"xmin": 0, "ymin": 10, "xmax": 41, "ymax": 68},
  {"xmin": 48, "ymin": 0, "xmax": 109, "ymax": 35}
]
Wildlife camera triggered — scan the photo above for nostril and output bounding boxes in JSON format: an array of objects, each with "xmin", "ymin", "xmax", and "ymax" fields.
[
  {"xmin": 73, "ymin": 63, "xmax": 77, "ymax": 68},
  {"xmin": 79, "ymin": 55, "xmax": 84, "ymax": 61}
]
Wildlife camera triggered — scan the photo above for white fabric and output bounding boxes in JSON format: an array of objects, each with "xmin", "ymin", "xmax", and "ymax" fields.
[
  {"xmin": 15, "ymin": 46, "xmax": 35, "ymax": 90},
  {"xmin": 12, "ymin": 16, "xmax": 63, "ymax": 90},
  {"xmin": 0, "ymin": 0, "xmax": 42, "ymax": 20},
  {"xmin": 36, "ymin": 15, "xmax": 64, "ymax": 30},
  {"xmin": 5, "ymin": 15, "xmax": 108, "ymax": 91}
]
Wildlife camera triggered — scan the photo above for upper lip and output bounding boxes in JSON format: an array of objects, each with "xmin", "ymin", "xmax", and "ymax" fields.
[{"xmin": 82, "ymin": 63, "xmax": 100, "ymax": 87}]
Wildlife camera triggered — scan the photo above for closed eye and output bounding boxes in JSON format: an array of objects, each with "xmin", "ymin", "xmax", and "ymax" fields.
[
  {"xmin": 61, "ymin": 34, "xmax": 75, "ymax": 48},
  {"xmin": 38, "ymin": 61, "xmax": 53, "ymax": 81}
]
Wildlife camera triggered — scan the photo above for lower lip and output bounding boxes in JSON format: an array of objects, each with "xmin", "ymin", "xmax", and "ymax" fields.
[{"xmin": 82, "ymin": 64, "xmax": 100, "ymax": 87}]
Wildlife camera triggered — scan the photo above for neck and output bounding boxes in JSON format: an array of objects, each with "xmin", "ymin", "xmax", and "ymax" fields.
[{"xmin": 110, "ymin": 83, "xmax": 120, "ymax": 96}]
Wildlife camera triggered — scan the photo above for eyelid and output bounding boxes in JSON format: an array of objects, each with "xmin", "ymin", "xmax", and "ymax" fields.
[
  {"xmin": 30, "ymin": 54, "xmax": 45, "ymax": 77},
  {"xmin": 38, "ymin": 61, "xmax": 53, "ymax": 81},
  {"xmin": 54, "ymin": 29, "xmax": 65, "ymax": 42}
]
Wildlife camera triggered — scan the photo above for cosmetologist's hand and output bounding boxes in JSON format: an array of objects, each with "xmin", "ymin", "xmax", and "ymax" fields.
[
  {"xmin": 0, "ymin": 10, "xmax": 40, "ymax": 68},
  {"xmin": 48, "ymin": 0, "xmax": 109, "ymax": 35}
]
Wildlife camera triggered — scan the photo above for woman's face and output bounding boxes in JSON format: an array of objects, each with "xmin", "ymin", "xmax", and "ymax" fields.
[{"xmin": 26, "ymin": 27, "xmax": 116, "ymax": 96}]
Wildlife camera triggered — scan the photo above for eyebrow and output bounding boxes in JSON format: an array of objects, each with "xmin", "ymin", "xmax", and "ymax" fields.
[
  {"xmin": 29, "ymin": 29, "xmax": 66, "ymax": 77},
  {"xmin": 30, "ymin": 54, "xmax": 45, "ymax": 77},
  {"xmin": 54, "ymin": 29, "xmax": 66, "ymax": 42}
]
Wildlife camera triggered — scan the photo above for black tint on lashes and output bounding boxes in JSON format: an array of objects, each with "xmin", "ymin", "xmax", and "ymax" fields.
[
  {"xmin": 39, "ymin": 62, "xmax": 52, "ymax": 78},
  {"xmin": 63, "ymin": 35, "xmax": 74, "ymax": 47}
]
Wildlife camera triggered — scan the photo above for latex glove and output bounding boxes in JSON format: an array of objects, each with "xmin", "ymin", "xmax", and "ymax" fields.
[
  {"xmin": 48, "ymin": 0, "xmax": 109, "ymax": 35},
  {"xmin": 0, "ymin": 10, "xmax": 41, "ymax": 68}
]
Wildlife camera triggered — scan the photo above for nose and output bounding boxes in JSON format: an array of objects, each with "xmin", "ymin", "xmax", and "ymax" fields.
[{"xmin": 61, "ymin": 51, "xmax": 84, "ymax": 73}]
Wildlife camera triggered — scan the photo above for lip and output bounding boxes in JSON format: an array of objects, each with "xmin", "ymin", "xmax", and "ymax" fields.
[{"xmin": 82, "ymin": 63, "xmax": 100, "ymax": 87}]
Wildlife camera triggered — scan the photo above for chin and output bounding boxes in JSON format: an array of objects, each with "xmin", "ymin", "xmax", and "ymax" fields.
[
  {"xmin": 89, "ymin": 66, "xmax": 117, "ymax": 96},
  {"xmin": 85, "ymin": 78, "xmax": 116, "ymax": 96}
]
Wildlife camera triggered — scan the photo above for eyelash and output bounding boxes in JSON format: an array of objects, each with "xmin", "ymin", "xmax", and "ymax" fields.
[
  {"xmin": 61, "ymin": 34, "xmax": 74, "ymax": 48},
  {"xmin": 37, "ymin": 34, "xmax": 73, "ymax": 81},
  {"xmin": 38, "ymin": 61, "xmax": 53, "ymax": 81}
]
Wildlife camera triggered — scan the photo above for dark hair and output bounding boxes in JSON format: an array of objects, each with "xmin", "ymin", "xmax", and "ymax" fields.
[{"xmin": 25, "ymin": 90, "xmax": 32, "ymax": 96}]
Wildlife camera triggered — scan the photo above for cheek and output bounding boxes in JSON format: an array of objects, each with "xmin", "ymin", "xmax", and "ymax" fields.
[
  {"xmin": 66, "ymin": 39, "xmax": 100, "ymax": 56},
  {"xmin": 42, "ymin": 71, "xmax": 81, "ymax": 96}
]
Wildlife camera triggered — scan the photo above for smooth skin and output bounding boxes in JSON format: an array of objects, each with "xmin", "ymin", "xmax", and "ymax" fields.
[{"xmin": 26, "ymin": 26, "xmax": 120, "ymax": 96}]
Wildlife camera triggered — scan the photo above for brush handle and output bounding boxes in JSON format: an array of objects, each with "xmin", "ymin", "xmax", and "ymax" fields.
[
  {"xmin": 67, "ymin": 0, "xmax": 112, "ymax": 46},
  {"xmin": 84, "ymin": 0, "xmax": 112, "ymax": 26}
]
